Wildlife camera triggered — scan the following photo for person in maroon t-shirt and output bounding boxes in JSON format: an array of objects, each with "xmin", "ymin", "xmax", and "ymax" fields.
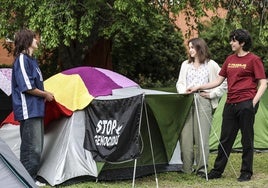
[{"xmin": 187, "ymin": 29, "xmax": 267, "ymax": 181}]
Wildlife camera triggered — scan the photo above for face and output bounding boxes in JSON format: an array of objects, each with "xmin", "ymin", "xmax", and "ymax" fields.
[
  {"xmin": 188, "ymin": 42, "xmax": 197, "ymax": 58},
  {"xmin": 230, "ymin": 39, "xmax": 243, "ymax": 53},
  {"xmin": 30, "ymin": 38, "xmax": 38, "ymax": 50}
]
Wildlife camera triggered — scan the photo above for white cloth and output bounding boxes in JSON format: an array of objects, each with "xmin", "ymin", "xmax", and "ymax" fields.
[
  {"xmin": 176, "ymin": 59, "xmax": 227, "ymax": 109},
  {"xmin": 0, "ymin": 69, "xmax": 12, "ymax": 96}
]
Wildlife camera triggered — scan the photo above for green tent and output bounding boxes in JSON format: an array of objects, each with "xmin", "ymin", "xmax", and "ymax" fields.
[
  {"xmin": 210, "ymin": 90, "xmax": 268, "ymax": 151},
  {"xmin": 96, "ymin": 93, "xmax": 193, "ymax": 180}
]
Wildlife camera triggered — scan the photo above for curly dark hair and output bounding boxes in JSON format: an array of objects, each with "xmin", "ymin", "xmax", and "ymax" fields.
[
  {"xmin": 13, "ymin": 29, "xmax": 36, "ymax": 57},
  {"xmin": 229, "ymin": 29, "xmax": 252, "ymax": 51}
]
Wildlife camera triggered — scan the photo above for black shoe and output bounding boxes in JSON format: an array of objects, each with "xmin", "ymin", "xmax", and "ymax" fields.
[
  {"xmin": 207, "ymin": 170, "xmax": 222, "ymax": 179},
  {"xmin": 196, "ymin": 171, "xmax": 206, "ymax": 178},
  {"xmin": 237, "ymin": 173, "xmax": 251, "ymax": 182}
]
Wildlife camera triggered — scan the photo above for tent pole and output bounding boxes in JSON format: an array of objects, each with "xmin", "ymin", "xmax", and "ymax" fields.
[
  {"xmin": 196, "ymin": 93, "xmax": 238, "ymax": 178},
  {"xmin": 132, "ymin": 94, "xmax": 144, "ymax": 188},
  {"xmin": 144, "ymin": 100, "xmax": 159, "ymax": 188},
  {"xmin": 132, "ymin": 159, "xmax": 137, "ymax": 188},
  {"xmin": 194, "ymin": 93, "xmax": 208, "ymax": 181}
]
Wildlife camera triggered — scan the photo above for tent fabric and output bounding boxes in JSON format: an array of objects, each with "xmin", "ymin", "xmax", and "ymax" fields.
[
  {"xmin": 62, "ymin": 67, "xmax": 138, "ymax": 95},
  {"xmin": 210, "ymin": 90, "xmax": 268, "ymax": 151},
  {"xmin": 95, "ymin": 93, "xmax": 185, "ymax": 180},
  {"xmin": 145, "ymin": 94, "xmax": 193, "ymax": 161},
  {"xmin": 0, "ymin": 89, "xmax": 12, "ymax": 125},
  {"xmin": 84, "ymin": 94, "xmax": 143, "ymax": 162},
  {"xmin": 38, "ymin": 110, "xmax": 98, "ymax": 186},
  {"xmin": 0, "ymin": 137, "xmax": 37, "ymax": 188},
  {"xmin": 0, "ymin": 88, "xmax": 190, "ymax": 186},
  {"xmin": 0, "ymin": 112, "xmax": 98, "ymax": 186},
  {"xmin": 1, "ymin": 100, "xmax": 73, "ymax": 128},
  {"xmin": 0, "ymin": 66, "xmax": 190, "ymax": 186},
  {"xmin": 44, "ymin": 66, "xmax": 139, "ymax": 112},
  {"xmin": 44, "ymin": 100, "xmax": 73, "ymax": 126},
  {"xmin": 2, "ymin": 66, "xmax": 140, "ymax": 129},
  {"xmin": 44, "ymin": 73, "xmax": 94, "ymax": 111},
  {"xmin": 0, "ymin": 68, "xmax": 12, "ymax": 96},
  {"xmin": 42, "ymin": 66, "xmax": 140, "ymax": 124},
  {"xmin": 0, "ymin": 123, "xmax": 21, "ymax": 158},
  {"xmin": 94, "ymin": 90, "xmax": 191, "ymax": 179}
]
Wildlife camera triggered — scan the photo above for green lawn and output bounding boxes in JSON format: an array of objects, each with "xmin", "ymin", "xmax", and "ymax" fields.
[{"xmin": 45, "ymin": 152, "xmax": 268, "ymax": 187}]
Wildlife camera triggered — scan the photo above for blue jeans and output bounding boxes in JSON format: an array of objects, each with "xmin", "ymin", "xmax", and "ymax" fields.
[{"xmin": 20, "ymin": 117, "xmax": 44, "ymax": 179}]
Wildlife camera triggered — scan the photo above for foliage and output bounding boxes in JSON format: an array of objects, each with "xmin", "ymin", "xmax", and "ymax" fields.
[
  {"xmin": 0, "ymin": 0, "xmax": 219, "ymax": 86},
  {"xmin": 198, "ymin": 18, "xmax": 232, "ymax": 66},
  {"xmin": 0, "ymin": 1, "xmax": 267, "ymax": 86},
  {"xmin": 109, "ymin": 4, "xmax": 186, "ymax": 87},
  {"xmin": 0, "ymin": 64, "xmax": 12, "ymax": 68},
  {"xmin": 199, "ymin": 0, "xmax": 268, "ymax": 75}
]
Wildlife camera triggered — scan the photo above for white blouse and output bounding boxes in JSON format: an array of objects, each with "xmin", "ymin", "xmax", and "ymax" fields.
[{"xmin": 186, "ymin": 63, "xmax": 209, "ymax": 88}]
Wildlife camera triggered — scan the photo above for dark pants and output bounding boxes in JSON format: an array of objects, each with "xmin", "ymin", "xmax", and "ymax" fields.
[
  {"xmin": 20, "ymin": 117, "xmax": 44, "ymax": 179},
  {"xmin": 212, "ymin": 100, "xmax": 258, "ymax": 176}
]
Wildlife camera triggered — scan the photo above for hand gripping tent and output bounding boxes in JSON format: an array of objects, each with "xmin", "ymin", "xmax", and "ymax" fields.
[{"xmin": 0, "ymin": 66, "xmax": 194, "ymax": 186}]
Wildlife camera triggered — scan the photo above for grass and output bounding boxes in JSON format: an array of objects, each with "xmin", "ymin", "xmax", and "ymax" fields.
[{"xmin": 45, "ymin": 152, "xmax": 268, "ymax": 188}]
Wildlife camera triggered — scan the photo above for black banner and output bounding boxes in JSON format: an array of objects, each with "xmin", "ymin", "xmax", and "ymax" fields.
[{"xmin": 83, "ymin": 94, "xmax": 143, "ymax": 162}]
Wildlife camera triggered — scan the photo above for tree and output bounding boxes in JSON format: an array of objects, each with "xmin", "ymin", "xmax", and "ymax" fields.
[
  {"xmin": 0, "ymin": 1, "xmax": 229, "ymax": 85},
  {"xmin": 199, "ymin": 0, "xmax": 268, "ymax": 74}
]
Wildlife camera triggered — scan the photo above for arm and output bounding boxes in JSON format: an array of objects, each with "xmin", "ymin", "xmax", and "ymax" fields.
[
  {"xmin": 200, "ymin": 79, "xmax": 227, "ymax": 99},
  {"xmin": 26, "ymin": 88, "xmax": 54, "ymax": 102},
  {"xmin": 187, "ymin": 75, "xmax": 225, "ymax": 93},
  {"xmin": 176, "ymin": 61, "xmax": 188, "ymax": 94},
  {"xmin": 253, "ymin": 79, "xmax": 267, "ymax": 107},
  {"xmin": 209, "ymin": 78, "xmax": 227, "ymax": 98},
  {"xmin": 201, "ymin": 61, "xmax": 227, "ymax": 99}
]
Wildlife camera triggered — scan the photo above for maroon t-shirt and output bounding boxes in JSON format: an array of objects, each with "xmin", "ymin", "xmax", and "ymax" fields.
[{"xmin": 219, "ymin": 52, "xmax": 266, "ymax": 103}]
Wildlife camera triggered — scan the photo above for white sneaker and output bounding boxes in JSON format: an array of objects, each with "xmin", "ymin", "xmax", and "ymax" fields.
[{"xmin": 35, "ymin": 180, "xmax": 46, "ymax": 187}]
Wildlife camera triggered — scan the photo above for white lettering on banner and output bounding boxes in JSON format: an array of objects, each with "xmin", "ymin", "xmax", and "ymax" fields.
[
  {"xmin": 94, "ymin": 120, "xmax": 123, "ymax": 146},
  {"xmin": 94, "ymin": 135, "xmax": 120, "ymax": 146}
]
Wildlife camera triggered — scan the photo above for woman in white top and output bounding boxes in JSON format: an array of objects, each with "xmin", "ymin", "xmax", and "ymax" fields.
[{"xmin": 176, "ymin": 38, "xmax": 226, "ymax": 177}]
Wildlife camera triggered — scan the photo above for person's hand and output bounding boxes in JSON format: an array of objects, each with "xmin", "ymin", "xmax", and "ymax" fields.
[
  {"xmin": 252, "ymin": 99, "xmax": 258, "ymax": 108},
  {"xmin": 199, "ymin": 91, "xmax": 210, "ymax": 99},
  {"xmin": 44, "ymin": 91, "xmax": 54, "ymax": 102},
  {"xmin": 186, "ymin": 86, "xmax": 199, "ymax": 94}
]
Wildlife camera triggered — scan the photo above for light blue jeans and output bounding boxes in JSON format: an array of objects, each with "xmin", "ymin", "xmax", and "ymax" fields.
[{"xmin": 20, "ymin": 117, "xmax": 44, "ymax": 179}]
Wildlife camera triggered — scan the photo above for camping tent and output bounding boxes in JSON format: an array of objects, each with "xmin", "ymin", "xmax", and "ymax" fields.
[
  {"xmin": 0, "ymin": 89, "xmax": 193, "ymax": 186},
  {"xmin": 0, "ymin": 66, "xmax": 194, "ymax": 186},
  {"xmin": 0, "ymin": 137, "xmax": 37, "ymax": 188},
  {"xmin": 209, "ymin": 89, "xmax": 268, "ymax": 151}
]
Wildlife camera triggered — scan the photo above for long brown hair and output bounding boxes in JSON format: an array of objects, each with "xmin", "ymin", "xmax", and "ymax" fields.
[
  {"xmin": 187, "ymin": 38, "xmax": 210, "ymax": 64},
  {"xmin": 13, "ymin": 29, "xmax": 36, "ymax": 57}
]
